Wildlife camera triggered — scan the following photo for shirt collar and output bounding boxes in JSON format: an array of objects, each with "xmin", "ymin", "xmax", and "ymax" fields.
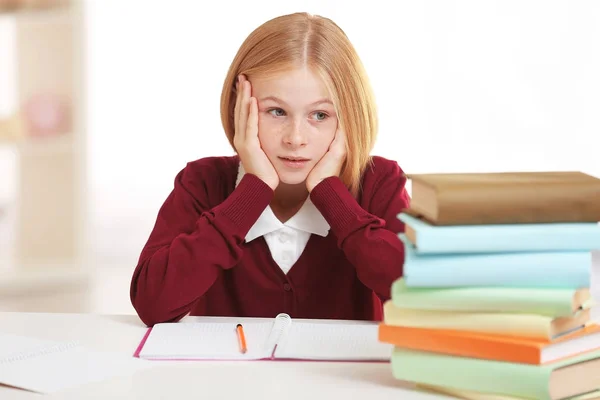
[{"xmin": 235, "ymin": 163, "xmax": 330, "ymax": 242}]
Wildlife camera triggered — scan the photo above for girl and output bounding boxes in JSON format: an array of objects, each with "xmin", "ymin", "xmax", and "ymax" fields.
[{"xmin": 130, "ymin": 12, "xmax": 410, "ymax": 326}]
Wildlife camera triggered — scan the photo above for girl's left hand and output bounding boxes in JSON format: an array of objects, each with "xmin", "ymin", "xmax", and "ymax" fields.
[{"xmin": 306, "ymin": 127, "xmax": 347, "ymax": 192}]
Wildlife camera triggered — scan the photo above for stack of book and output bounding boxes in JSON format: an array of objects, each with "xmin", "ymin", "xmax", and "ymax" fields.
[{"xmin": 379, "ymin": 171, "xmax": 600, "ymax": 400}]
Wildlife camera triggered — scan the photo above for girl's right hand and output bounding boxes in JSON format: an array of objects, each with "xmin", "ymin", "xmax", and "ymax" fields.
[{"xmin": 233, "ymin": 75, "xmax": 279, "ymax": 190}]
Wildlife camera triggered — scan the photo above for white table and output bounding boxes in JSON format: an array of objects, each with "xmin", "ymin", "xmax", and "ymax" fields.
[{"xmin": 0, "ymin": 312, "xmax": 452, "ymax": 400}]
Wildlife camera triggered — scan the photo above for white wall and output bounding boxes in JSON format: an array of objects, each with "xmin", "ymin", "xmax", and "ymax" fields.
[{"xmin": 83, "ymin": 0, "xmax": 599, "ymax": 262}]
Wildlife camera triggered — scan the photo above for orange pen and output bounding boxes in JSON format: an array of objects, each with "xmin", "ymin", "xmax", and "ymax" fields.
[{"xmin": 236, "ymin": 323, "xmax": 247, "ymax": 354}]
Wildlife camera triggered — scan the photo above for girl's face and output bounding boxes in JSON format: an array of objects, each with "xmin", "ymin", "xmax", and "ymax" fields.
[{"xmin": 250, "ymin": 67, "xmax": 338, "ymax": 186}]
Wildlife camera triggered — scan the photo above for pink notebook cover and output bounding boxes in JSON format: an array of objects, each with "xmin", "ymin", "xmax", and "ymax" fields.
[{"xmin": 133, "ymin": 327, "xmax": 152, "ymax": 358}]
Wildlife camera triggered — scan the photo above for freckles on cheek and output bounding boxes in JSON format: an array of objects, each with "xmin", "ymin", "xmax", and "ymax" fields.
[
  {"xmin": 257, "ymin": 115, "xmax": 270, "ymax": 139},
  {"xmin": 259, "ymin": 118, "xmax": 285, "ymax": 139},
  {"xmin": 257, "ymin": 121, "xmax": 282, "ymax": 153}
]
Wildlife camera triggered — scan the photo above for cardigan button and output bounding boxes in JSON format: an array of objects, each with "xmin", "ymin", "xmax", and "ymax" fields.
[{"xmin": 283, "ymin": 283, "xmax": 292, "ymax": 291}]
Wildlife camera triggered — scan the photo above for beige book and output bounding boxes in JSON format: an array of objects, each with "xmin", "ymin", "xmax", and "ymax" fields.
[{"xmin": 384, "ymin": 301, "xmax": 591, "ymax": 340}]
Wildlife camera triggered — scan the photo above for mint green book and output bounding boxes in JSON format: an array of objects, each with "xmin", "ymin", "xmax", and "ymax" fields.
[
  {"xmin": 392, "ymin": 279, "xmax": 594, "ymax": 317},
  {"xmin": 391, "ymin": 347, "xmax": 600, "ymax": 400},
  {"xmin": 419, "ymin": 383, "xmax": 600, "ymax": 400}
]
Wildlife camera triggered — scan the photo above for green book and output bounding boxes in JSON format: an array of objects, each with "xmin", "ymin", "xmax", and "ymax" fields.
[
  {"xmin": 391, "ymin": 347, "xmax": 600, "ymax": 400},
  {"xmin": 419, "ymin": 383, "xmax": 600, "ymax": 400},
  {"xmin": 392, "ymin": 279, "xmax": 593, "ymax": 317}
]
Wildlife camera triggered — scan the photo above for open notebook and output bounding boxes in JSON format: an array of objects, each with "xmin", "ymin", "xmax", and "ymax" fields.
[{"xmin": 134, "ymin": 313, "xmax": 393, "ymax": 361}]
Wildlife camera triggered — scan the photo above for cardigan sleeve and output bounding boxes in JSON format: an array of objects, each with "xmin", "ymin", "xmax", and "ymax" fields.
[
  {"xmin": 309, "ymin": 158, "xmax": 410, "ymax": 300},
  {"xmin": 130, "ymin": 161, "xmax": 273, "ymax": 326}
]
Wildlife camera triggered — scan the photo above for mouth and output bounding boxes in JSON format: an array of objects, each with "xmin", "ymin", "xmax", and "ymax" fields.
[
  {"xmin": 279, "ymin": 156, "xmax": 310, "ymax": 162},
  {"xmin": 278, "ymin": 156, "xmax": 311, "ymax": 169}
]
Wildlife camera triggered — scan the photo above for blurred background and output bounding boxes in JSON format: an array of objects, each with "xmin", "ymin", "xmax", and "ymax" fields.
[{"xmin": 0, "ymin": 0, "xmax": 599, "ymax": 315}]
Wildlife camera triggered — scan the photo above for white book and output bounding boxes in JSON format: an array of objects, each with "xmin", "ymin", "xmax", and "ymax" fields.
[
  {"xmin": 0, "ymin": 334, "xmax": 151, "ymax": 394},
  {"xmin": 135, "ymin": 313, "xmax": 393, "ymax": 361}
]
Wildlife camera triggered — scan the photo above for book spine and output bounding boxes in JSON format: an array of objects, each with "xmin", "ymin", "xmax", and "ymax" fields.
[
  {"xmin": 390, "ymin": 348, "xmax": 550, "ymax": 398},
  {"xmin": 403, "ymin": 250, "xmax": 591, "ymax": 289},
  {"xmin": 417, "ymin": 383, "xmax": 531, "ymax": 400},
  {"xmin": 404, "ymin": 269, "xmax": 588, "ymax": 289},
  {"xmin": 383, "ymin": 306, "xmax": 553, "ymax": 339},
  {"xmin": 390, "ymin": 284, "xmax": 577, "ymax": 317},
  {"xmin": 379, "ymin": 324, "xmax": 541, "ymax": 364},
  {"xmin": 436, "ymin": 182, "xmax": 600, "ymax": 225},
  {"xmin": 415, "ymin": 224, "xmax": 600, "ymax": 254}
]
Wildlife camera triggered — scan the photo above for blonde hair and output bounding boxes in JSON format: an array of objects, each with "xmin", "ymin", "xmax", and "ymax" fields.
[{"xmin": 220, "ymin": 12, "xmax": 378, "ymax": 197}]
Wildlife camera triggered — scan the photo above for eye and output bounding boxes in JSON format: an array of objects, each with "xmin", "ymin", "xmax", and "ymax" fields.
[
  {"xmin": 311, "ymin": 111, "xmax": 329, "ymax": 121},
  {"xmin": 268, "ymin": 108, "xmax": 286, "ymax": 117}
]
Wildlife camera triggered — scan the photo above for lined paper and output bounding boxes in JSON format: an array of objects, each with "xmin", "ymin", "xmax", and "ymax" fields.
[
  {"xmin": 274, "ymin": 321, "xmax": 393, "ymax": 361},
  {"xmin": 138, "ymin": 319, "xmax": 275, "ymax": 360},
  {"xmin": 137, "ymin": 315, "xmax": 392, "ymax": 362},
  {"xmin": 0, "ymin": 333, "xmax": 151, "ymax": 394}
]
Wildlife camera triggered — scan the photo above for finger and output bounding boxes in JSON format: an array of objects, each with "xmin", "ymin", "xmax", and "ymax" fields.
[
  {"xmin": 235, "ymin": 75, "xmax": 249, "ymax": 134},
  {"xmin": 331, "ymin": 127, "xmax": 347, "ymax": 157},
  {"xmin": 238, "ymin": 80, "xmax": 251, "ymax": 141},
  {"xmin": 331, "ymin": 127, "xmax": 343, "ymax": 147},
  {"xmin": 246, "ymin": 97, "xmax": 259, "ymax": 138},
  {"xmin": 234, "ymin": 75, "xmax": 243, "ymax": 139}
]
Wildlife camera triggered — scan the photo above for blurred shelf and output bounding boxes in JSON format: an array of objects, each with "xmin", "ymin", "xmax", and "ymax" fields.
[
  {"xmin": 0, "ymin": 262, "xmax": 92, "ymax": 313},
  {"xmin": 0, "ymin": 136, "xmax": 76, "ymax": 153},
  {"xmin": 0, "ymin": 142, "xmax": 19, "ymax": 152},
  {"xmin": 0, "ymin": 1, "xmax": 71, "ymax": 19},
  {"xmin": 0, "ymin": 201, "xmax": 15, "ymax": 271},
  {"xmin": 0, "ymin": 264, "xmax": 91, "ymax": 296},
  {"xmin": 0, "ymin": 8, "xmax": 71, "ymax": 21},
  {"xmin": 2, "ymin": 0, "xmax": 85, "ymax": 267},
  {"xmin": 16, "ymin": 133, "xmax": 76, "ymax": 153}
]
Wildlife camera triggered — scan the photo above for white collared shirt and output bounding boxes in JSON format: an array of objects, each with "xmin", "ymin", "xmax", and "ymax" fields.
[{"xmin": 236, "ymin": 163, "xmax": 330, "ymax": 274}]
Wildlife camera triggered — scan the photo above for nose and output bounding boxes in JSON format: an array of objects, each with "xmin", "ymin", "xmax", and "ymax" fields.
[{"xmin": 283, "ymin": 119, "xmax": 307, "ymax": 148}]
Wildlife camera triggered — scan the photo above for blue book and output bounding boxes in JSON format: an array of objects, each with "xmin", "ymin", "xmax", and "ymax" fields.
[
  {"xmin": 400, "ymin": 235, "xmax": 591, "ymax": 288},
  {"xmin": 398, "ymin": 213, "xmax": 600, "ymax": 255}
]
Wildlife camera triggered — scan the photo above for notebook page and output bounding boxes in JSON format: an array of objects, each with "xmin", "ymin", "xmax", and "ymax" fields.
[
  {"xmin": 0, "ymin": 333, "xmax": 73, "ymax": 361},
  {"xmin": 138, "ymin": 319, "xmax": 274, "ymax": 360},
  {"xmin": 0, "ymin": 334, "xmax": 151, "ymax": 394},
  {"xmin": 273, "ymin": 320, "xmax": 393, "ymax": 361}
]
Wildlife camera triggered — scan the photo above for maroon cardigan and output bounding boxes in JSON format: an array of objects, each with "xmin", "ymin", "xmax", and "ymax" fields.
[{"xmin": 130, "ymin": 155, "xmax": 410, "ymax": 326}]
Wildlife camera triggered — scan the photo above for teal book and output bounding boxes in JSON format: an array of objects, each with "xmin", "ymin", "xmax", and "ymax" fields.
[
  {"xmin": 391, "ymin": 347, "xmax": 600, "ymax": 400},
  {"xmin": 399, "ymin": 213, "xmax": 600, "ymax": 255},
  {"xmin": 391, "ymin": 279, "xmax": 593, "ymax": 317},
  {"xmin": 400, "ymin": 235, "xmax": 591, "ymax": 288}
]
